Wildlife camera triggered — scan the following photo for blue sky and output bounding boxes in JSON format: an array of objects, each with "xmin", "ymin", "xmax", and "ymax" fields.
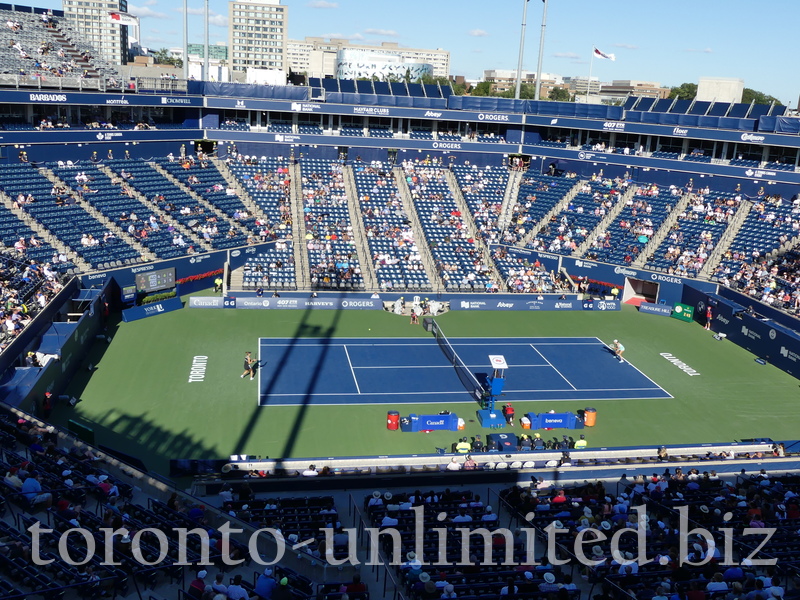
[{"xmin": 36, "ymin": 0, "xmax": 798, "ymax": 104}]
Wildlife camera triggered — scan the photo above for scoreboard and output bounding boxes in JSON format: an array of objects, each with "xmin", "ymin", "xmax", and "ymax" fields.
[{"xmin": 135, "ymin": 267, "xmax": 176, "ymax": 293}]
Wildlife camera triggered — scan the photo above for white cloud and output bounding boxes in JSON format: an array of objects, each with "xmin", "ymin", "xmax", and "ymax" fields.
[
  {"xmin": 613, "ymin": 43, "xmax": 638, "ymax": 50},
  {"xmin": 209, "ymin": 14, "xmax": 228, "ymax": 27},
  {"xmin": 468, "ymin": 29, "xmax": 488, "ymax": 37},
  {"xmin": 143, "ymin": 0, "xmax": 158, "ymax": 5},
  {"xmin": 308, "ymin": 1, "xmax": 338, "ymax": 7},
  {"xmin": 685, "ymin": 47, "xmax": 713, "ymax": 53},
  {"xmin": 553, "ymin": 52, "xmax": 580, "ymax": 59},
  {"xmin": 322, "ymin": 32, "xmax": 363, "ymax": 40},
  {"xmin": 364, "ymin": 28, "xmax": 398, "ymax": 37},
  {"xmin": 184, "ymin": 7, "xmax": 204, "ymax": 15},
  {"xmin": 129, "ymin": 5, "xmax": 167, "ymax": 19}
]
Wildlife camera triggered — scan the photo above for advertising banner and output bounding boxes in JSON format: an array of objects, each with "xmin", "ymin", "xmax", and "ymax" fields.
[
  {"xmin": 638, "ymin": 302, "xmax": 673, "ymax": 317},
  {"xmin": 121, "ymin": 297, "xmax": 183, "ymax": 322},
  {"xmin": 450, "ymin": 297, "xmax": 619, "ymax": 311},
  {"xmin": 671, "ymin": 303, "xmax": 694, "ymax": 322}
]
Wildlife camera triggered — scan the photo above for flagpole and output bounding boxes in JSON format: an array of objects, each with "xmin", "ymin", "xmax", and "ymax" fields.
[
  {"xmin": 513, "ymin": 0, "xmax": 528, "ymax": 100},
  {"xmin": 534, "ymin": 0, "xmax": 548, "ymax": 101},
  {"xmin": 586, "ymin": 46, "xmax": 594, "ymax": 102},
  {"xmin": 182, "ymin": 0, "xmax": 188, "ymax": 80}
]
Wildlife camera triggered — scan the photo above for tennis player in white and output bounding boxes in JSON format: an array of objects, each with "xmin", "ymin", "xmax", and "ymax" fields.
[{"xmin": 611, "ymin": 339, "xmax": 625, "ymax": 363}]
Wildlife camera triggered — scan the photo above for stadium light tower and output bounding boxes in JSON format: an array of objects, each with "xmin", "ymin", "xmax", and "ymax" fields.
[
  {"xmin": 182, "ymin": 0, "xmax": 188, "ymax": 80},
  {"xmin": 204, "ymin": 0, "xmax": 210, "ymax": 81},
  {"xmin": 534, "ymin": 0, "xmax": 549, "ymax": 101},
  {"xmin": 513, "ymin": 0, "xmax": 529, "ymax": 100}
]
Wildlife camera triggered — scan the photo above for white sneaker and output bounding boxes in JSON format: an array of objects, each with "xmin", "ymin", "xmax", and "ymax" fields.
[
  {"xmin": 250, "ymin": 377, "xmax": 254, "ymax": 380},
  {"xmin": 241, "ymin": 374, "xmax": 245, "ymax": 378}
]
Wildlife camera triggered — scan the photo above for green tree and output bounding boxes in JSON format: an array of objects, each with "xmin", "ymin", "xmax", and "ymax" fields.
[
  {"xmin": 668, "ymin": 82, "xmax": 697, "ymax": 100},
  {"xmin": 548, "ymin": 86, "xmax": 572, "ymax": 102},
  {"xmin": 470, "ymin": 81, "xmax": 494, "ymax": 97},
  {"xmin": 151, "ymin": 48, "xmax": 182, "ymax": 68},
  {"xmin": 741, "ymin": 88, "xmax": 782, "ymax": 105}
]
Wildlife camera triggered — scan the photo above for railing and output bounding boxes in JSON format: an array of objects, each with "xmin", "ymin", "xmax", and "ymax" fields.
[
  {"xmin": 349, "ymin": 493, "xmax": 406, "ymax": 600},
  {"xmin": 0, "ymin": 73, "xmax": 122, "ymax": 92},
  {"xmin": 135, "ymin": 77, "xmax": 189, "ymax": 95}
]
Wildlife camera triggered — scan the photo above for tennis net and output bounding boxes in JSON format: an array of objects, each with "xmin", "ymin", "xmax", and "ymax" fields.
[{"xmin": 430, "ymin": 319, "xmax": 484, "ymax": 401}]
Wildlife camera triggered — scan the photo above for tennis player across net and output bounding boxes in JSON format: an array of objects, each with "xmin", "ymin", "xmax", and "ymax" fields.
[{"xmin": 429, "ymin": 319, "xmax": 484, "ymax": 402}]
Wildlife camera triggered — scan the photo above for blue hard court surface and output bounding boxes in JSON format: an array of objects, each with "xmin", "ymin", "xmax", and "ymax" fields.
[{"xmin": 256, "ymin": 336, "xmax": 672, "ymax": 406}]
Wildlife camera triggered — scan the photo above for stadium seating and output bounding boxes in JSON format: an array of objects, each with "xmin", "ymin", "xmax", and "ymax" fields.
[
  {"xmin": 535, "ymin": 179, "xmax": 624, "ymax": 256},
  {"xmin": 402, "ymin": 162, "xmax": 492, "ymax": 291},
  {"xmin": 241, "ymin": 241, "xmax": 296, "ymax": 290},
  {"xmin": 156, "ymin": 157, "xmax": 262, "ymax": 245},
  {"xmin": 299, "ymin": 159, "xmax": 364, "ymax": 290},
  {"xmin": 645, "ymin": 189, "xmax": 740, "ymax": 277},
  {"xmin": 506, "ymin": 170, "xmax": 576, "ymax": 246},
  {"xmin": 585, "ymin": 183, "xmax": 675, "ymax": 266},
  {"xmin": 50, "ymin": 161, "xmax": 185, "ymax": 261},
  {"xmin": 1, "ymin": 163, "xmax": 139, "ymax": 269},
  {"xmin": 0, "ymin": 7, "xmax": 121, "ymax": 83},
  {"xmin": 452, "ymin": 163, "xmax": 509, "ymax": 246},
  {"xmin": 352, "ymin": 161, "xmax": 432, "ymax": 291},
  {"xmin": 228, "ymin": 159, "xmax": 292, "ymax": 248}
]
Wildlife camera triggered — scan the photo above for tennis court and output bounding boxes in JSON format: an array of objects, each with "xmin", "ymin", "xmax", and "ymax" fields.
[{"xmin": 256, "ymin": 334, "xmax": 672, "ymax": 406}]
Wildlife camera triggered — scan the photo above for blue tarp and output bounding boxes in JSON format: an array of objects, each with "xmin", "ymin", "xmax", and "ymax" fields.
[
  {"xmin": 39, "ymin": 322, "xmax": 78, "ymax": 355},
  {"xmin": 448, "ymin": 96, "xmax": 527, "ymax": 113},
  {"xmin": 191, "ymin": 82, "xmax": 309, "ymax": 101},
  {"xmin": 775, "ymin": 117, "xmax": 800, "ymax": 134}
]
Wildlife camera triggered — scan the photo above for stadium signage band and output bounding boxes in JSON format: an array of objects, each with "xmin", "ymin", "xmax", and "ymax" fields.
[
  {"xmin": 207, "ymin": 129, "xmax": 517, "ymax": 154},
  {"xmin": 522, "ymin": 116, "xmax": 800, "ymax": 150},
  {"xmin": 3, "ymin": 129, "xmax": 204, "ymax": 145},
  {"xmin": 188, "ymin": 297, "xmax": 384, "ymax": 310},
  {"xmin": 204, "ymin": 97, "xmax": 525, "ymax": 123},
  {"xmin": 638, "ymin": 303, "xmax": 673, "ymax": 317},
  {"xmin": 2, "ymin": 91, "xmax": 204, "ymax": 107},
  {"xmin": 451, "ymin": 298, "xmax": 620, "ymax": 311}
]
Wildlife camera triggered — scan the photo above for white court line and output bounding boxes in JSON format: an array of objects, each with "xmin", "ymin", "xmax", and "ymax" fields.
[
  {"xmin": 263, "ymin": 342, "xmax": 601, "ymax": 347},
  {"xmin": 342, "ymin": 345, "xmax": 361, "ymax": 394},
  {"xmin": 259, "ymin": 395, "xmax": 668, "ymax": 406},
  {"xmin": 529, "ymin": 343, "xmax": 577, "ymax": 390},
  {"xmin": 262, "ymin": 386, "xmax": 665, "ymax": 397},
  {"xmin": 591, "ymin": 337, "xmax": 674, "ymax": 399},
  {"xmin": 257, "ymin": 346, "xmax": 261, "ymax": 407},
  {"xmin": 259, "ymin": 336, "xmax": 600, "ymax": 341},
  {"xmin": 351, "ymin": 364, "xmax": 552, "ymax": 369}
]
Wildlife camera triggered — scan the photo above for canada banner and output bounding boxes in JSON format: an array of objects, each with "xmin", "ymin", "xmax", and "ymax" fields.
[
  {"xmin": 593, "ymin": 47, "xmax": 616, "ymax": 61},
  {"xmin": 108, "ymin": 11, "xmax": 138, "ymax": 26}
]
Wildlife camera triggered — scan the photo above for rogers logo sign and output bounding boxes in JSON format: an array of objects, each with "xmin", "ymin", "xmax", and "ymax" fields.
[{"xmin": 478, "ymin": 113, "xmax": 509, "ymax": 122}]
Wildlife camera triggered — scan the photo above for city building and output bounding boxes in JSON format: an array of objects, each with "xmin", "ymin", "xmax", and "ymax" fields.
[
  {"xmin": 286, "ymin": 37, "xmax": 449, "ymax": 78},
  {"xmin": 336, "ymin": 49, "xmax": 432, "ymax": 81},
  {"xmin": 61, "ymin": 0, "xmax": 129, "ymax": 66},
  {"xmin": 563, "ymin": 76, "xmax": 602, "ymax": 97},
  {"xmin": 482, "ymin": 70, "xmax": 563, "ymax": 96},
  {"xmin": 600, "ymin": 80, "xmax": 670, "ymax": 104},
  {"xmin": 227, "ymin": 0, "xmax": 288, "ymax": 73},
  {"xmin": 697, "ymin": 77, "xmax": 745, "ymax": 103}
]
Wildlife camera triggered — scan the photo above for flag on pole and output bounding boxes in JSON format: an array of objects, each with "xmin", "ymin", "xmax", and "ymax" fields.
[
  {"xmin": 108, "ymin": 11, "xmax": 137, "ymax": 26},
  {"xmin": 593, "ymin": 47, "xmax": 616, "ymax": 61}
]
